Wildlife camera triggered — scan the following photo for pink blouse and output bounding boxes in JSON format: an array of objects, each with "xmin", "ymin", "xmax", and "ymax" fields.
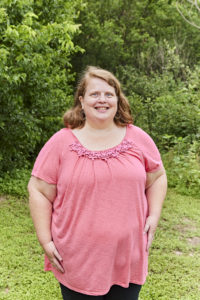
[{"xmin": 32, "ymin": 124, "xmax": 163, "ymax": 296}]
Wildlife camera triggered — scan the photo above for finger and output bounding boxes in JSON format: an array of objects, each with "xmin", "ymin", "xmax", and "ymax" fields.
[
  {"xmin": 53, "ymin": 248, "xmax": 63, "ymax": 262},
  {"xmin": 143, "ymin": 222, "xmax": 150, "ymax": 234},
  {"xmin": 52, "ymin": 257, "xmax": 65, "ymax": 273},
  {"xmin": 147, "ymin": 232, "xmax": 154, "ymax": 251}
]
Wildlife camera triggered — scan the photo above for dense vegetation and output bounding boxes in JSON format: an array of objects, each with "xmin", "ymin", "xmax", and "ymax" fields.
[{"xmin": 0, "ymin": 0, "xmax": 200, "ymax": 197}]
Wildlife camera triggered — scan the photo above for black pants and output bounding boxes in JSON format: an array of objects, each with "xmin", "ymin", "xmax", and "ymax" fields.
[{"xmin": 60, "ymin": 283, "xmax": 142, "ymax": 300}]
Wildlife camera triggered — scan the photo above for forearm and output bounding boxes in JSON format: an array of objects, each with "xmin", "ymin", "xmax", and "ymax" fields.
[
  {"xmin": 29, "ymin": 189, "xmax": 53, "ymax": 246},
  {"xmin": 28, "ymin": 177, "xmax": 64, "ymax": 273},
  {"xmin": 146, "ymin": 173, "xmax": 167, "ymax": 220},
  {"xmin": 144, "ymin": 172, "xmax": 167, "ymax": 250}
]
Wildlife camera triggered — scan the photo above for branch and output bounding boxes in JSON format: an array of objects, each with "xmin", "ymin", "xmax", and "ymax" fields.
[
  {"xmin": 185, "ymin": 0, "xmax": 200, "ymax": 11},
  {"xmin": 194, "ymin": 0, "xmax": 200, "ymax": 13},
  {"xmin": 176, "ymin": 1, "xmax": 200, "ymax": 29}
]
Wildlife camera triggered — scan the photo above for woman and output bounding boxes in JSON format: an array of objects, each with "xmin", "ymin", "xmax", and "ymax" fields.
[{"xmin": 28, "ymin": 66, "xmax": 167, "ymax": 300}]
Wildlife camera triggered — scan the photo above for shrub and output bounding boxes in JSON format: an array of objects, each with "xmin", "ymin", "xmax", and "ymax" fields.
[
  {"xmin": 0, "ymin": 0, "xmax": 84, "ymax": 173},
  {"xmin": 162, "ymin": 136, "xmax": 200, "ymax": 197},
  {"xmin": 0, "ymin": 168, "xmax": 31, "ymax": 197}
]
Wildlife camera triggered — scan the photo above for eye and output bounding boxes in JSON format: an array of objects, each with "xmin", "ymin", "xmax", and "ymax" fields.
[
  {"xmin": 90, "ymin": 92, "xmax": 99, "ymax": 97},
  {"xmin": 105, "ymin": 92, "xmax": 113, "ymax": 98}
]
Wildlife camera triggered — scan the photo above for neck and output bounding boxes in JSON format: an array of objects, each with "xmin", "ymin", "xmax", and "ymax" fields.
[{"xmin": 84, "ymin": 120, "xmax": 117, "ymax": 132}]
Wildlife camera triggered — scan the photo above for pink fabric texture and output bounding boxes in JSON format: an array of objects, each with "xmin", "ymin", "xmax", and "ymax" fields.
[{"xmin": 32, "ymin": 124, "xmax": 163, "ymax": 296}]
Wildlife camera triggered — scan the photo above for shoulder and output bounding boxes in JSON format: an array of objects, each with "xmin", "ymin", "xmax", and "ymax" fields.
[
  {"xmin": 127, "ymin": 125, "xmax": 163, "ymax": 172},
  {"xmin": 127, "ymin": 124, "xmax": 161, "ymax": 154},
  {"xmin": 38, "ymin": 128, "xmax": 73, "ymax": 155},
  {"xmin": 46, "ymin": 128, "xmax": 72, "ymax": 144},
  {"xmin": 50, "ymin": 127, "xmax": 71, "ymax": 139},
  {"xmin": 128, "ymin": 124, "xmax": 153, "ymax": 143}
]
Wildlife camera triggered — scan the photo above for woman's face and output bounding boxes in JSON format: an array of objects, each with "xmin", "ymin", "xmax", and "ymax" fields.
[{"xmin": 79, "ymin": 77, "xmax": 118, "ymax": 127}]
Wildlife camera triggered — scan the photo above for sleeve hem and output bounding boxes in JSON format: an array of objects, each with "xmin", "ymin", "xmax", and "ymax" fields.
[
  {"xmin": 146, "ymin": 164, "xmax": 164, "ymax": 173},
  {"xmin": 31, "ymin": 171, "xmax": 56, "ymax": 185}
]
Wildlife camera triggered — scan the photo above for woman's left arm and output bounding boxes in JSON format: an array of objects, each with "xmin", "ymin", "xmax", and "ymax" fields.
[{"xmin": 144, "ymin": 168, "xmax": 167, "ymax": 250}]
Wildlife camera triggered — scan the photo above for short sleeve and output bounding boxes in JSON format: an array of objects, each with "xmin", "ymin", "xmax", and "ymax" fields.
[
  {"xmin": 31, "ymin": 130, "xmax": 63, "ymax": 184},
  {"xmin": 132, "ymin": 126, "xmax": 163, "ymax": 173}
]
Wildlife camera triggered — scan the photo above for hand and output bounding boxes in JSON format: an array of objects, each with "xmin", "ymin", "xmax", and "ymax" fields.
[
  {"xmin": 42, "ymin": 241, "xmax": 64, "ymax": 273},
  {"xmin": 143, "ymin": 215, "xmax": 159, "ymax": 251}
]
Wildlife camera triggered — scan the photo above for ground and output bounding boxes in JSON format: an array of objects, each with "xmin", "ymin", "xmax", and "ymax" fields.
[{"xmin": 0, "ymin": 190, "xmax": 199, "ymax": 299}]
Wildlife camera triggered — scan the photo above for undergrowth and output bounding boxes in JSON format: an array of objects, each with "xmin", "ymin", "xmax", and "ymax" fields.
[
  {"xmin": 162, "ymin": 136, "xmax": 200, "ymax": 198},
  {"xmin": 0, "ymin": 168, "xmax": 30, "ymax": 197}
]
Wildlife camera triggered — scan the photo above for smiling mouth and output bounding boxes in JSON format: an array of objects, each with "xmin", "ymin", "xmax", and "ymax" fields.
[{"xmin": 94, "ymin": 107, "xmax": 109, "ymax": 110}]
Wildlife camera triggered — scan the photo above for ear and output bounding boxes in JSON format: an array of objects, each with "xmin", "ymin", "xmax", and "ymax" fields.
[{"xmin": 79, "ymin": 96, "xmax": 84, "ymax": 109}]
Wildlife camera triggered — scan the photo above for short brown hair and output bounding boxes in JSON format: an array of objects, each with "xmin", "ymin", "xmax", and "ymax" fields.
[{"xmin": 63, "ymin": 66, "xmax": 133, "ymax": 128}]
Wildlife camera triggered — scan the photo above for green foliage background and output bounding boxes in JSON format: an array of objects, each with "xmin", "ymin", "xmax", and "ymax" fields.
[
  {"xmin": 0, "ymin": 1, "xmax": 200, "ymax": 299},
  {"xmin": 0, "ymin": 0, "xmax": 199, "ymax": 197},
  {"xmin": 0, "ymin": 0, "xmax": 84, "ymax": 171}
]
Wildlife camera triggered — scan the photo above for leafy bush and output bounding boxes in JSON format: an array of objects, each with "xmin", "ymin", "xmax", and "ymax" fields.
[
  {"xmin": 117, "ymin": 45, "xmax": 200, "ymax": 150},
  {"xmin": 0, "ymin": 0, "xmax": 84, "ymax": 173},
  {"xmin": 162, "ymin": 136, "xmax": 200, "ymax": 197},
  {"xmin": 0, "ymin": 168, "xmax": 31, "ymax": 197}
]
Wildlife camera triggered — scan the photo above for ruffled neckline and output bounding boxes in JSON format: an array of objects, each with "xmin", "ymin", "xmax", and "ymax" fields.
[
  {"xmin": 69, "ymin": 139, "xmax": 133, "ymax": 160},
  {"xmin": 69, "ymin": 126, "xmax": 133, "ymax": 160}
]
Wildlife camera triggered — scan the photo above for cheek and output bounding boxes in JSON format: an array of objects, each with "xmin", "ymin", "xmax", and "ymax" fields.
[
  {"xmin": 83, "ymin": 99, "xmax": 95, "ymax": 108},
  {"xmin": 111, "ymin": 99, "xmax": 118, "ymax": 109},
  {"xmin": 108, "ymin": 96, "xmax": 117, "ymax": 104}
]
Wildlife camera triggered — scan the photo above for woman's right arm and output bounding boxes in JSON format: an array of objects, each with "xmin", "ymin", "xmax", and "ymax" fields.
[{"xmin": 28, "ymin": 176, "xmax": 64, "ymax": 273}]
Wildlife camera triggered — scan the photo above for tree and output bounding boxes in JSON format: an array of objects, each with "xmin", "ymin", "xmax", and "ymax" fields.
[
  {"xmin": 176, "ymin": 0, "xmax": 200, "ymax": 29},
  {"xmin": 0, "ymin": 0, "xmax": 84, "ymax": 172},
  {"xmin": 72, "ymin": 0, "xmax": 200, "ymax": 75}
]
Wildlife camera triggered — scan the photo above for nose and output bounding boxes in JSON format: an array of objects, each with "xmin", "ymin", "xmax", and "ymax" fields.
[{"xmin": 98, "ymin": 92, "xmax": 106, "ymax": 101}]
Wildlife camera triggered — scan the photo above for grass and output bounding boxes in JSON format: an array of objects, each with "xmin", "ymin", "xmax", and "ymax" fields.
[
  {"xmin": 0, "ymin": 189, "xmax": 200, "ymax": 300},
  {"xmin": 140, "ymin": 190, "xmax": 200, "ymax": 300}
]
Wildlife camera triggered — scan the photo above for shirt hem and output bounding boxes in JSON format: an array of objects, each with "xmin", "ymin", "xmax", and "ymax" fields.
[
  {"xmin": 44, "ymin": 268, "xmax": 146, "ymax": 296},
  {"xmin": 58, "ymin": 277, "xmax": 145, "ymax": 296}
]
